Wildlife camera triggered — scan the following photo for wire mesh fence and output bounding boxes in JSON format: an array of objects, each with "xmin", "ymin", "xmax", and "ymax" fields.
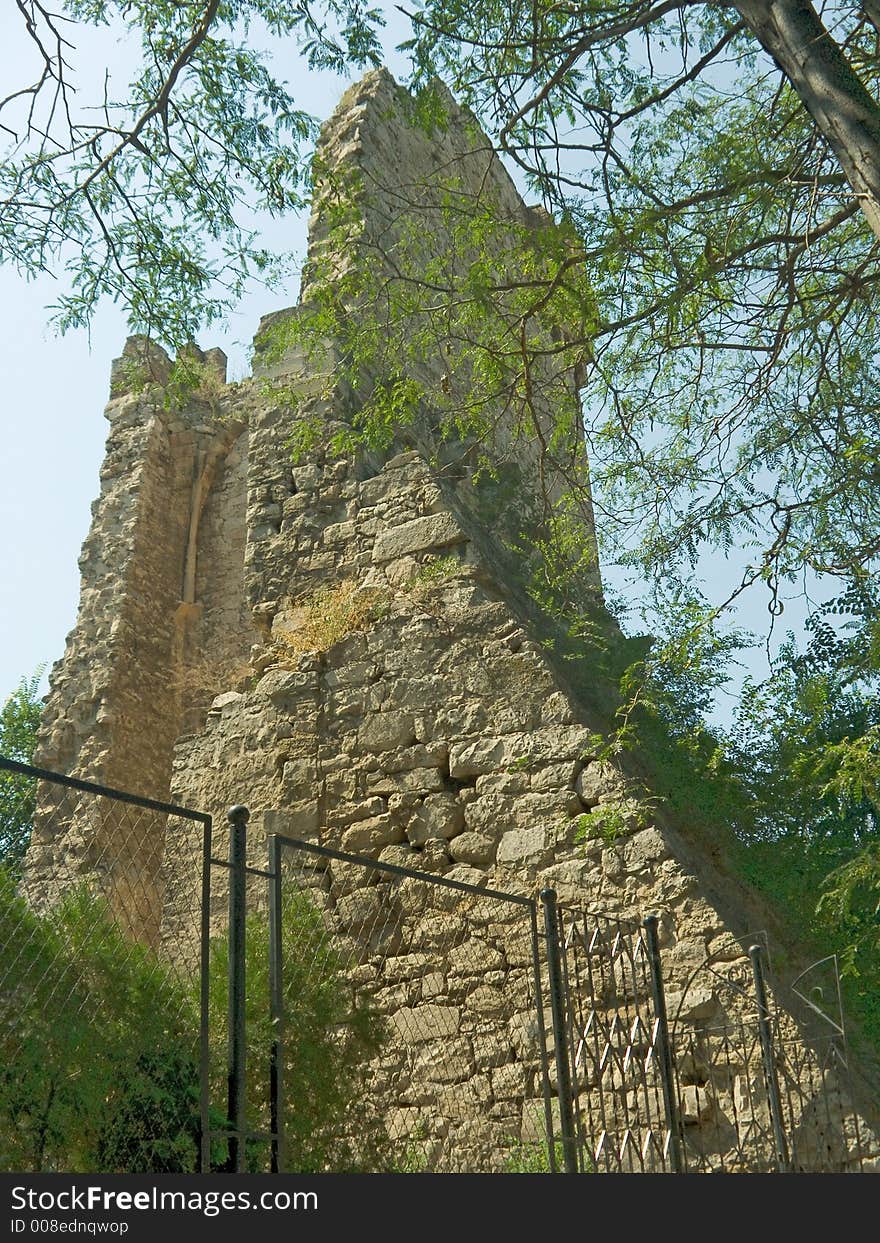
[
  {"xmin": 666, "ymin": 938, "xmax": 880, "ymax": 1172},
  {"xmin": 0, "ymin": 756, "xmax": 210, "ymax": 1173},
  {"xmin": 263, "ymin": 836, "xmax": 555, "ymax": 1173},
  {"xmin": 3, "ymin": 756, "xmax": 878, "ymax": 1175}
]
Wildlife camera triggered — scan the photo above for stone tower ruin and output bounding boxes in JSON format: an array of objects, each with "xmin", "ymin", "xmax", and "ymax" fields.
[{"xmin": 23, "ymin": 69, "xmax": 880, "ymax": 1171}]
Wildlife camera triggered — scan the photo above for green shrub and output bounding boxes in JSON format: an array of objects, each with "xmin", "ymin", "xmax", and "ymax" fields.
[
  {"xmin": 0, "ymin": 668, "xmax": 44, "ymax": 878},
  {"xmin": 1, "ymin": 866, "xmax": 391, "ymax": 1173},
  {"xmin": 205, "ymin": 885, "xmax": 391, "ymax": 1172},
  {"xmin": 0, "ymin": 871, "xmax": 201, "ymax": 1172}
]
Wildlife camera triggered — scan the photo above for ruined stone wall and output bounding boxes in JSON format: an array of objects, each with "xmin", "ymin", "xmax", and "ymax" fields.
[
  {"xmin": 281, "ymin": 70, "xmax": 600, "ymax": 584},
  {"xmin": 24, "ymin": 343, "xmax": 254, "ymax": 936},
  {"xmin": 30, "ymin": 68, "xmax": 880, "ymax": 1166}
]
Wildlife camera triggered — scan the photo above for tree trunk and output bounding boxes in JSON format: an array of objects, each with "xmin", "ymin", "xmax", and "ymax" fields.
[{"xmin": 732, "ymin": 0, "xmax": 880, "ymax": 242}]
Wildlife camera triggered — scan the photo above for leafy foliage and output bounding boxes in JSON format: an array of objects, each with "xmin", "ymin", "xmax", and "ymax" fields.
[
  {"xmin": 724, "ymin": 586, "xmax": 880, "ymax": 1032},
  {"xmin": 588, "ymin": 578, "xmax": 880, "ymax": 1044},
  {"xmin": 1, "ymin": 868, "xmax": 389, "ymax": 1173},
  {"xmin": 0, "ymin": 874, "xmax": 202, "ymax": 1172},
  {"xmin": 205, "ymin": 885, "xmax": 390, "ymax": 1172},
  {"xmin": 1, "ymin": 1, "xmax": 383, "ymax": 345},
  {"xmin": 0, "ymin": 668, "xmax": 44, "ymax": 878}
]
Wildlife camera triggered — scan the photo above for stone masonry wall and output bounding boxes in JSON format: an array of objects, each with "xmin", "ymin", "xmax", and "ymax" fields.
[{"xmin": 24, "ymin": 344, "xmax": 255, "ymax": 939}]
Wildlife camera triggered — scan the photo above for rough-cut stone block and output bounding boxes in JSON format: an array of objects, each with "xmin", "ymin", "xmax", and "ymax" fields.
[
  {"xmin": 405, "ymin": 793, "xmax": 465, "ymax": 844},
  {"xmin": 444, "ymin": 864, "xmax": 490, "ymax": 888},
  {"xmin": 372, "ymin": 512, "xmax": 467, "ymax": 562},
  {"xmin": 411, "ymin": 913, "xmax": 466, "ymax": 951},
  {"xmin": 666, "ymin": 986, "xmax": 719, "ymax": 1025},
  {"xmin": 340, "ymin": 815, "xmax": 405, "ymax": 852},
  {"xmin": 530, "ymin": 759, "xmax": 580, "ymax": 791},
  {"xmin": 463, "ymin": 794, "xmax": 515, "ymax": 834},
  {"xmin": 450, "ymin": 727, "xmax": 595, "ymax": 781},
  {"xmin": 385, "ymin": 449, "xmax": 424, "ymax": 472},
  {"xmin": 575, "ymin": 761, "xmax": 623, "ymax": 805},
  {"xmin": 421, "ymin": 971, "xmax": 445, "ymax": 999},
  {"xmin": 448, "ymin": 939, "xmax": 505, "ymax": 975},
  {"xmin": 324, "ymin": 662, "xmax": 376, "ymax": 688},
  {"xmin": 281, "ymin": 758, "xmax": 317, "ymax": 788},
  {"xmin": 491, "ymin": 1062, "xmax": 527, "ymax": 1100},
  {"xmin": 497, "ymin": 826, "xmax": 548, "ymax": 865},
  {"xmin": 335, "ymin": 887, "xmax": 384, "ymax": 929},
  {"xmin": 359, "ymin": 711, "xmax": 416, "ymax": 752},
  {"xmin": 473, "ymin": 772, "xmax": 529, "ymax": 798},
  {"xmin": 382, "ymin": 742, "xmax": 449, "ymax": 775},
  {"xmin": 322, "ymin": 519, "xmax": 357, "ymax": 544},
  {"xmin": 468, "ymin": 985, "xmax": 508, "ymax": 1017},
  {"xmin": 386, "ymin": 1107, "xmax": 425, "ymax": 1138},
  {"xmin": 537, "ymin": 859, "xmax": 595, "ymax": 891},
  {"xmin": 706, "ymin": 934, "xmax": 747, "ymax": 963},
  {"xmin": 271, "ymin": 800, "xmax": 319, "ymax": 837},
  {"xmin": 681, "ymin": 1084, "xmax": 715, "ymax": 1124},
  {"xmin": 256, "ymin": 668, "xmax": 319, "ymax": 704},
  {"xmin": 449, "ymin": 736, "xmax": 515, "ymax": 778},
  {"xmin": 472, "ymin": 1033, "xmax": 515, "ymax": 1070},
  {"xmin": 366, "ymin": 767, "xmax": 446, "ymax": 796},
  {"xmin": 326, "ymin": 796, "xmax": 387, "ymax": 828},
  {"xmin": 210, "ymin": 691, "xmax": 243, "ymax": 711},
  {"xmin": 391, "ymin": 1004, "xmax": 461, "ymax": 1043},
  {"xmin": 622, "ymin": 827, "xmax": 670, "ymax": 871},
  {"xmin": 541, "ymin": 692, "xmax": 577, "ymax": 726},
  {"xmin": 377, "ymin": 843, "xmax": 420, "ymax": 870},
  {"xmin": 448, "ymin": 831, "xmax": 495, "ymax": 865},
  {"xmin": 667, "ymin": 937, "xmax": 710, "ymax": 974},
  {"xmin": 415, "ymin": 1037, "xmax": 474, "ymax": 1084}
]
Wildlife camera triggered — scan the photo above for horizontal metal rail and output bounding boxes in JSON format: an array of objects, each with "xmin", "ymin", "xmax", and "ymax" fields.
[
  {"xmin": 0, "ymin": 754, "xmax": 211, "ymax": 823},
  {"xmin": 276, "ymin": 833, "xmax": 534, "ymax": 907},
  {"xmin": 209, "ymin": 855, "xmax": 275, "ymax": 880}
]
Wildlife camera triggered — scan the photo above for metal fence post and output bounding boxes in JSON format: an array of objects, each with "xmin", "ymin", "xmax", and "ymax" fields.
[
  {"xmin": 643, "ymin": 913, "xmax": 685, "ymax": 1173},
  {"xmin": 199, "ymin": 814, "xmax": 214, "ymax": 1174},
  {"xmin": 528, "ymin": 901, "xmax": 558, "ymax": 1173},
  {"xmin": 268, "ymin": 834, "xmax": 284, "ymax": 1173},
  {"xmin": 749, "ymin": 943, "xmax": 790, "ymax": 1173},
  {"xmin": 226, "ymin": 804, "xmax": 249, "ymax": 1173},
  {"xmin": 540, "ymin": 888, "xmax": 579, "ymax": 1173}
]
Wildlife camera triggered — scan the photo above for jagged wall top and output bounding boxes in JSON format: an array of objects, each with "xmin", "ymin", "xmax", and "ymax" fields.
[
  {"xmin": 303, "ymin": 68, "xmax": 546, "ymax": 287},
  {"xmin": 253, "ymin": 68, "xmax": 598, "ymax": 589}
]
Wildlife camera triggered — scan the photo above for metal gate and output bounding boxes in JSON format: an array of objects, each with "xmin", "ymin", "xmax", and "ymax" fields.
[
  {"xmin": 544, "ymin": 903, "xmax": 879, "ymax": 1173},
  {"xmin": 550, "ymin": 903, "xmax": 680, "ymax": 1172},
  {"xmin": 216, "ymin": 812, "xmax": 879, "ymax": 1174},
  {"xmin": 663, "ymin": 937, "xmax": 880, "ymax": 1172}
]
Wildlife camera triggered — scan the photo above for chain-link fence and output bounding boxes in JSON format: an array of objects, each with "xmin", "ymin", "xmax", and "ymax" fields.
[
  {"xmin": 0, "ymin": 756, "xmax": 211, "ymax": 1173},
  {"xmin": 260, "ymin": 835, "xmax": 555, "ymax": 1173},
  {"xmin": 4, "ymin": 757, "xmax": 878, "ymax": 1175},
  {"xmin": 666, "ymin": 938, "xmax": 880, "ymax": 1172}
]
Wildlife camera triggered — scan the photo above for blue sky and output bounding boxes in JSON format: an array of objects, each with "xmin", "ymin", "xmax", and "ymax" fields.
[
  {"xmin": 0, "ymin": 14, "xmax": 404, "ymax": 709},
  {"xmin": 0, "ymin": 7, "xmax": 807, "ymax": 726}
]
